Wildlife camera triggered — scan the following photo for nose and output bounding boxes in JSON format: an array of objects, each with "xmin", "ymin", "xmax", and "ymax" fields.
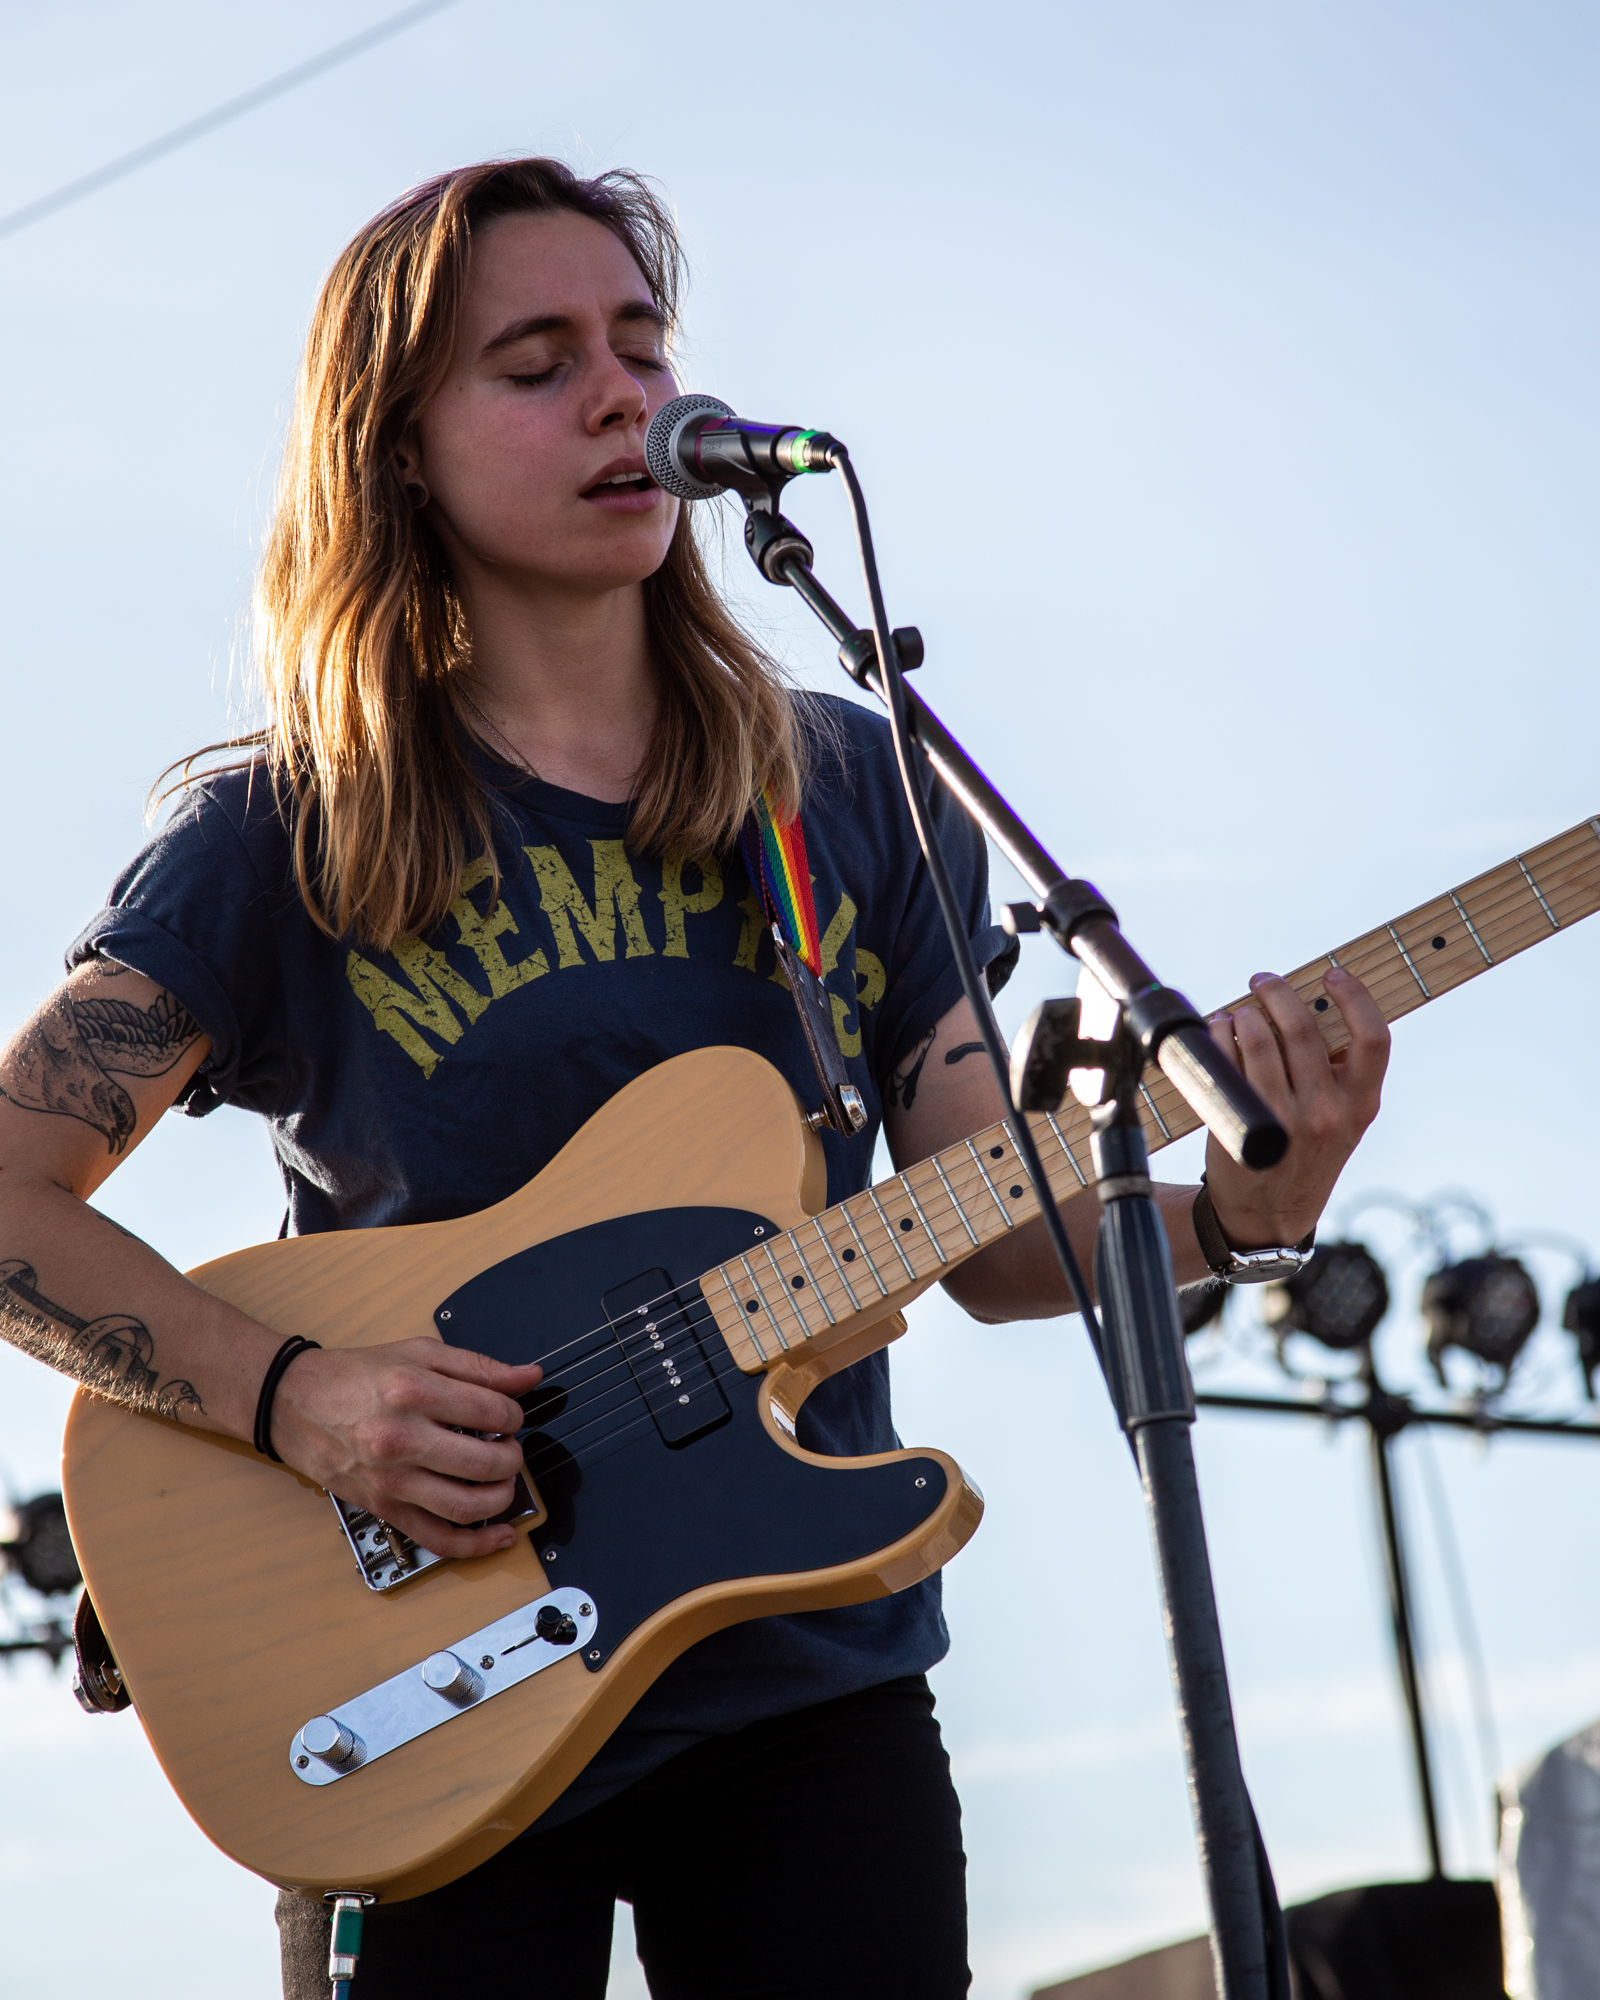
[{"xmin": 585, "ymin": 346, "xmax": 650, "ymax": 436}]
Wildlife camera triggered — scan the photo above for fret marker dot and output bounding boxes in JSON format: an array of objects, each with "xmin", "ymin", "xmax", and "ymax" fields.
[
  {"xmin": 790, "ymin": 1275, "xmax": 805, "ymax": 1289},
  {"xmin": 745, "ymin": 1300, "xmax": 760, "ymax": 1314},
  {"xmin": 1009, "ymin": 1185, "xmax": 1023, "ymax": 1199},
  {"xmin": 1314, "ymin": 997, "xmax": 1329, "ymax": 1013},
  {"xmin": 1431, "ymin": 936, "xmax": 1446, "ymax": 950},
  {"xmin": 899, "ymin": 1218, "xmax": 914, "ymax": 1232},
  {"xmin": 990, "ymin": 1146, "xmax": 1003, "ymax": 1159},
  {"xmin": 842, "ymin": 1248, "xmax": 856, "ymax": 1263}
]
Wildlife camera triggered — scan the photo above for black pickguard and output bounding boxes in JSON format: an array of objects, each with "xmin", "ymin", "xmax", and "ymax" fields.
[{"xmin": 433, "ymin": 1207, "xmax": 944, "ymax": 1668}]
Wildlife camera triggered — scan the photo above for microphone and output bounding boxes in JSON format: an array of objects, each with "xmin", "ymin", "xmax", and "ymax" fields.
[{"xmin": 645, "ymin": 393, "xmax": 838, "ymax": 503}]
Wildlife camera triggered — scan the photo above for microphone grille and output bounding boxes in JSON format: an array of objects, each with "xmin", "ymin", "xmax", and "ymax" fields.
[{"xmin": 645, "ymin": 392, "xmax": 735, "ymax": 500}]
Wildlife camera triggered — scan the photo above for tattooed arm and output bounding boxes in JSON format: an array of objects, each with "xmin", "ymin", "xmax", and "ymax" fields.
[
  {"xmin": 0, "ymin": 973, "xmax": 201, "ymax": 1160},
  {"xmin": 882, "ymin": 985, "xmax": 1387, "ymax": 1323},
  {"xmin": 0, "ymin": 958, "xmax": 235, "ymax": 1414},
  {"xmin": 0, "ymin": 958, "xmax": 542, "ymax": 1556}
]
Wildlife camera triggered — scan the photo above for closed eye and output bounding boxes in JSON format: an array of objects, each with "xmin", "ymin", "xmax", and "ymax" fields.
[{"xmin": 509, "ymin": 366, "xmax": 562, "ymax": 389}]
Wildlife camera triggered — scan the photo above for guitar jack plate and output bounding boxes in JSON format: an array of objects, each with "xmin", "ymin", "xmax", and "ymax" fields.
[{"xmin": 289, "ymin": 1588, "xmax": 599, "ymax": 1786}]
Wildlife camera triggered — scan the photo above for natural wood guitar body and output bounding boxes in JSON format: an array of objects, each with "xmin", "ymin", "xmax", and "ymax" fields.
[
  {"xmin": 58, "ymin": 812, "xmax": 1600, "ymax": 1905},
  {"xmin": 62, "ymin": 1047, "xmax": 980, "ymax": 1902}
]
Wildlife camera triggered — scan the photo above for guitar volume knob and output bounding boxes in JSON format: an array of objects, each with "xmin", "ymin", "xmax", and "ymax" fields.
[{"xmin": 421, "ymin": 1651, "xmax": 482, "ymax": 1704}]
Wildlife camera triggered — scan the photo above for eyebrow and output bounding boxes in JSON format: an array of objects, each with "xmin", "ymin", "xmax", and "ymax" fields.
[{"xmin": 481, "ymin": 298, "xmax": 668, "ymax": 356}]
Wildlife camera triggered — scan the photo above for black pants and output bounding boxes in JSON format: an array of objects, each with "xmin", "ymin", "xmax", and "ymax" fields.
[{"xmin": 277, "ymin": 1674, "xmax": 969, "ymax": 1999}]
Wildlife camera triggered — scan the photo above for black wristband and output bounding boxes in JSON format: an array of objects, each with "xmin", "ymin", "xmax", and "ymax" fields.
[
  {"xmin": 1193, "ymin": 1177, "xmax": 1315, "ymax": 1276},
  {"xmin": 253, "ymin": 1336, "xmax": 322, "ymax": 1462}
]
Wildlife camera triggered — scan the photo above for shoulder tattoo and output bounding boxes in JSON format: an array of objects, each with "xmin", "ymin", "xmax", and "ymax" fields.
[{"xmin": 0, "ymin": 979, "xmax": 200, "ymax": 1156}]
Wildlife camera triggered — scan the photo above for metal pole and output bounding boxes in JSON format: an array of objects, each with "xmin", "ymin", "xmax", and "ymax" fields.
[
  {"xmin": 1095, "ymin": 1111, "xmax": 1272, "ymax": 2000},
  {"xmin": 1368, "ymin": 1417, "xmax": 1445, "ymax": 1877}
]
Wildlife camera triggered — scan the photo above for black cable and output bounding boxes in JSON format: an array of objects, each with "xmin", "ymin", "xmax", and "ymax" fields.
[
  {"xmin": 0, "ymin": 0, "xmax": 463, "ymax": 245},
  {"xmin": 829, "ymin": 448, "xmax": 1104, "ymax": 1344}
]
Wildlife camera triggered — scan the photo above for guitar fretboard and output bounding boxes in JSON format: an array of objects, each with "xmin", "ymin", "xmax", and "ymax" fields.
[{"xmin": 704, "ymin": 814, "xmax": 1600, "ymax": 1370}]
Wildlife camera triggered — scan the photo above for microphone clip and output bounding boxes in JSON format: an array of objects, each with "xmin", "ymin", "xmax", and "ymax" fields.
[{"xmin": 742, "ymin": 505, "xmax": 815, "ymax": 585}]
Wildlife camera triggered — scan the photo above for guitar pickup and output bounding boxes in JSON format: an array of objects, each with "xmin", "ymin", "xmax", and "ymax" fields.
[{"xmin": 602, "ymin": 1268, "xmax": 730, "ymax": 1448}]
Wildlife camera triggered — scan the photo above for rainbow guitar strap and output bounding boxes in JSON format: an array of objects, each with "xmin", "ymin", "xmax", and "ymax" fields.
[{"xmin": 740, "ymin": 789, "xmax": 867, "ymax": 1137}]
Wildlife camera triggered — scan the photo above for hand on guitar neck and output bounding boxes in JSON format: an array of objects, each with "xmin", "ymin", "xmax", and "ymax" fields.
[
  {"xmin": 1199, "ymin": 964, "xmax": 1390, "ymax": 1253},
  {"xmin": 886, "ymin": 966, "xmax": 1389, "ymax": 1321}
]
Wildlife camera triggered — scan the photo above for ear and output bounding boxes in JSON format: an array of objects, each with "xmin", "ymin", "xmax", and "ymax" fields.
[{"xmin": 394, "ymin": 434, "xmax": 423, "ymax": 484}]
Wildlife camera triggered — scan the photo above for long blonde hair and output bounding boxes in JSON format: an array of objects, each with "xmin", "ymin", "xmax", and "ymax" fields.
[{"xmin": 194, "ymin": 159, "xmax": 802, "ymax": 950}]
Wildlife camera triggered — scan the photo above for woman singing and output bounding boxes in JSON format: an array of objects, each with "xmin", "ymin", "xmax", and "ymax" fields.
[{"xmin": 0, "ymin": 158, "xmax": 1388, "ymax": 1998}]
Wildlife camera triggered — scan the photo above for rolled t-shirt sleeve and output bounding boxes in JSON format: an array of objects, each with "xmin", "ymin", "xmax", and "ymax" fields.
[
  {"xmin": 66, "ymin": 779, "xmax": 289, "ymax": 1118},
  {"xmin": 870, "ymin": 760, "xmax": 1015, "ymax": 1092}
]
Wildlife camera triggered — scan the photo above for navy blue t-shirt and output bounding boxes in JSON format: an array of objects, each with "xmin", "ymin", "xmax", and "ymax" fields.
[{"xmin": 69, "ymin": 694, "xmax": 1010, "ymax": 1828}]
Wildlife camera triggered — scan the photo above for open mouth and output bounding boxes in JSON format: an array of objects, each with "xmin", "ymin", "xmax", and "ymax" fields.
[{"xmin": 582, "ymin": 470, "xmax": 656, "ymax": 499}]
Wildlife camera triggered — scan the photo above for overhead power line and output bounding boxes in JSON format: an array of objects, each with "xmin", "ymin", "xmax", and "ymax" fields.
[{"xmin": 0, "ymin": 0, "xmax": 463, "ymax": 244}]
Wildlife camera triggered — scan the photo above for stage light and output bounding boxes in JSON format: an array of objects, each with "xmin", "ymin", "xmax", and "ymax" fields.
[
  {"xmin": 1420, "ymin": 1255, "xmax": 1540, "ymax": 1388},
  {"xmin": 1262, "ymin": 1242, "xmax": 1390, "ymax": 1355},
  {"xmin": 1562, "ymin": 1278, "xmax": 1600, "ymax": 1399},
  {"xmin": 0, "ymin": 1492, "xmax": 82, "ymax": 1597}
]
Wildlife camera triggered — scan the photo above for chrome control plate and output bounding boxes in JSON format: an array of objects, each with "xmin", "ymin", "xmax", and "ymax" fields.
[{"xmin": 289, "ymin": 1587, "xmax": 598, "ymax": 1786}]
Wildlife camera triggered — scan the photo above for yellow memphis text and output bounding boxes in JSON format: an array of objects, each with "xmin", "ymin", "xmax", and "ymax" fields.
[{"xmin": 344, "ymin": 843, "xmax": 879, "ymax": 1076}]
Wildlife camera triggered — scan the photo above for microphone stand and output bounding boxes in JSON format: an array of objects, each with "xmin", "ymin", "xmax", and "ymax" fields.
[{"xmin": 739, "ymin": 496, "xmax": 1291, "ymax": 2000}]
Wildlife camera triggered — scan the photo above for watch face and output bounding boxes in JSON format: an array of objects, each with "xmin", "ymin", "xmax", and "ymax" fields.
[{"xmin": 1230, "ymin": 1250, "xmax": 1310, "ymax": 1284}]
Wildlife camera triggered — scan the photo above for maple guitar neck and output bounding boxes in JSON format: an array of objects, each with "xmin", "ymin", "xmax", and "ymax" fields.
[{"xmin": 705, "ymin": 814, "xmax": 1600, "ymax": 1372}]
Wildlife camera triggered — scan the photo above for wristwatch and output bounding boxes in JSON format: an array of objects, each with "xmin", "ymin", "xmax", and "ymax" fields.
[{"xmin": 1192, "ymin": 1179, "xmax": 1315, "ymax": 1285}]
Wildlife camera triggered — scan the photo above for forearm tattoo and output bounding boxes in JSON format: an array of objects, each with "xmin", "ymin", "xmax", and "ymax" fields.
[
  {"xmin": 0, "ymin": 969, "xmax": 199, "ymax": 1156},
  {"xmin": 0, "ymin": 1259, "xmax": 204, "ymax": 1420}
]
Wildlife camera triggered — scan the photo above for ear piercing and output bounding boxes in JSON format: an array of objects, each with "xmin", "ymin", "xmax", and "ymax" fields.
[{"xmin": 404, "ymin": 480, "xmax": 429, "ymax": 508}]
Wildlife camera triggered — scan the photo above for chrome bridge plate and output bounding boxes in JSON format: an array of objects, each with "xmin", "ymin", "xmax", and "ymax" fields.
[
  {"xmin": 289, "ymin": 1587, "xmax": 598, "ymax": 1786},
  {"xmin": 329, "ymin": 1496, "xmax": 448, "ymax": 1592},
  {"xmin": 330, "ymin": 1476, "xmax": 541, "ymax": 1592}
]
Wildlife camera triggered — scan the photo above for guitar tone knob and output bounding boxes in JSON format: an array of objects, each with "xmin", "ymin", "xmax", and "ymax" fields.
[
  {"xmin": 422, "ymin": 1651, "xmax": 482, "ymax": 1704},
  {"xmin": 302, "ymin": 1715, "xmax": 358, "ymax": 1767}
]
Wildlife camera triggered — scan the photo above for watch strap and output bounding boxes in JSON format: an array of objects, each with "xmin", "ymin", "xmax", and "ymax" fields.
[{"xmin": 1193, "ymin": 1177, "xmax": 1315, "ymax": 1281}]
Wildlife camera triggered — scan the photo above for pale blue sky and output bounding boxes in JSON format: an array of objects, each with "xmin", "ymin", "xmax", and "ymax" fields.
[{"xmin": 1, "ymin": 5, "xmax": 1598, "ymax": 1996}]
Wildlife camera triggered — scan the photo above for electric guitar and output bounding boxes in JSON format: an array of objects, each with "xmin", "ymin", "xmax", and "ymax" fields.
[{"xmin": 60, "ymin": 814, "xmax": 1600, "ymax": 1903}]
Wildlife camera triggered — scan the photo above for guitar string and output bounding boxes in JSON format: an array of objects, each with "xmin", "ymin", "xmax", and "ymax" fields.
[
  {"xmin": 500, "ymin": 832, "xmax": 1600, "ymax": 1403},
  {"xmin": 508, "ymin": 1136, "xmax": 1058, "ymax": 1464},
  {"xmin": 475, "ymin": 1122, "xmax": 1045, "ymax": 1400},
  {"xmin": 509, "ymin": 1162, "xmax": 1020, "ymax": 1446},
  {"xmin": 521, "ymin": 1327, "xmax": 856, "ymax": 1485},
  {"xmin": 482, "ymin": 843, "xmax": 1600, "ymax": 1478},
  {"xmin": 511, "ymin": 1132, "xmax": 1081, "ymax": 1441},
  {"xmin": 521, "ymin": 1312, "xmax": 737, "ymax": 1471},
  {"xmin": 1123, "ymin": 846, "xmax": 1600, "ymax": 1153},
  {"xmin": 504, "ymin": 848, "xmax": 1560, "ymax": 1453},
  {"xmin": 459, "ymin": 1103, "xmax": 1027, "ymax": 1391},
  {"xmin": 501, "ymin": 854, "xmax": 1600, "ymax": 1496},
  {"xmin": 514, "ymin": 1141, "xmax": 1089, "ymax": 1470},
  {"xmin": 1211, "ymin": 844, "xmax": 1600, "ymax": 1017},
  {"xmin": 1071, "ymin": 851, "xmax": 1600, "ymax": 1142}
]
